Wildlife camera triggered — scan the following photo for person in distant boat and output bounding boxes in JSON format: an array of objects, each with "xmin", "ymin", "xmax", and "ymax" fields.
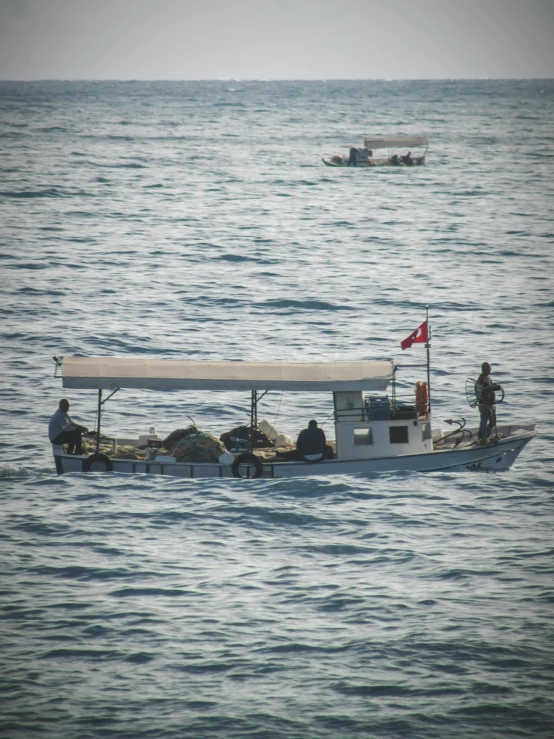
[
  {"xmin": 390, "ymin": 154, "xmax": 401, "ymax": 166},
  {"xmin": 402, "ymin": 151, "xmax": 413, "ymax": 165},
  {"xmin": 348, "ymin": 147, "xmax": 358, "ymax": 166},
  {"xmin": 476, "ymin": 362, "xmax": 501, "ymax": 441},
  {"xmin": 296, "ymin": 419, "xmax": 328, "ymax": 461},
  {"xmin": 48, "ymin": 399, "xmax": 88, "ymax": 455}
]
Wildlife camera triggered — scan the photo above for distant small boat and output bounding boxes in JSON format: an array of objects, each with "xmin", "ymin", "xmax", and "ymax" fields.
[{"xmin": 323, "ymin": 136, "xmax": 428, "ymax": 168}]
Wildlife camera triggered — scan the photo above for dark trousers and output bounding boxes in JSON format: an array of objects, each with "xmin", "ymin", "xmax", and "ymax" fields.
[
  {"xmin": 51, "ymin": 429, "xmax": 84, "ymax": 454},
  {"xmin": 478, "ymin": 404, "xmax": 496, "ymax": 440}
]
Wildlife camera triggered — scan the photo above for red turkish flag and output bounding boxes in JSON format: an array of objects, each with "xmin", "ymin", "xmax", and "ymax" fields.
[{"xmin": 401, "ymin": 321, "xmax": 428, "ymax": 350}]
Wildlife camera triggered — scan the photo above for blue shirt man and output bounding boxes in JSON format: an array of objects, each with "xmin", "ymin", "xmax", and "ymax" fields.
[{"xmin": 49, "ymin": 399, "xmax": 88, "ymax": 455}]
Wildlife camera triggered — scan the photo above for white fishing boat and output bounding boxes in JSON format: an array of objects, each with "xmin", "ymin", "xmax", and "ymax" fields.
[
  {"xmin": 50, "ymin": 323, "xmax": 536, "ymax": 478},
  {"xmin": 323, "ymin": 136, "xmax": 429, "ymax": 168}
]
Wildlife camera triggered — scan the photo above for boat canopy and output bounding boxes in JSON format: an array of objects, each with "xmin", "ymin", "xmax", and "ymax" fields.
[
  {"xmin": 61, "ymin": 357, "xmax": 394, "ymax": 392},
  {"xmin": 363, "ymin": 136, "xmax": 428, "ymax": 150}
]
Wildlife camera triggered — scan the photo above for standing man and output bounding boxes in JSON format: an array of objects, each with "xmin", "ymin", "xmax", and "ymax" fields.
[
  {"xmin": 49, "ymin": 399, "xmax": 88, "ymax": 455},
  {"xmin": 476, "ymin": 362, "xmax": 501, "ymax": 441}
]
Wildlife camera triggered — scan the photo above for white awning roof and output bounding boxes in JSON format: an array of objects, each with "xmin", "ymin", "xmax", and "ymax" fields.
[
  {"xmin": 61, "ymin": 357, "xmax": 394, "ymax": 392},
  {"xmin": 363, "ymin": 136, "xmax": 428, "ymax": 150}
]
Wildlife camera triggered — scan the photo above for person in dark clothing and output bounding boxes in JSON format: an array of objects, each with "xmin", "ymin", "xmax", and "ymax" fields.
[
  {"xmin": 476, "ymin": 362, "xmax": 501, "ymax": 441},
  {"xmin": 48, "ymin": 399, "xmax": 88, "ymax": 454},
  {"xmin": 296, "ymin": 419, "xmax": 327, "ymax": 461},
  {"xmin": 348, "ymin": 147, "xmax": 357, "ymax": 166}
]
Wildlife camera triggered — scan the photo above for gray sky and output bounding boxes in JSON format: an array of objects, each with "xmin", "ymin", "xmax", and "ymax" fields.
[{"xmin": 1, "ymin": 0, "xmax": 553, "ymax": 80}]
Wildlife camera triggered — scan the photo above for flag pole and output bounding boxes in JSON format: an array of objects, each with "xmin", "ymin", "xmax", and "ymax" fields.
[{"xmin": 426, "ymin": 305, "xmax": 431, "ymax": 415}]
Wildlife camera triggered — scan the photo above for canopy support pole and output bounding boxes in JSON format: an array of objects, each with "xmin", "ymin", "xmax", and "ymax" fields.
[
  {"xmin": 426, "ymin": 305, "xmax": 432, "ymax": 416},
  {"xmin": 95, "ymin": 389, "xmax": 102, "ymax": 453},
  {"xmin": 249, "ymin": 390, "xmax": 258, "ymax": 453}
]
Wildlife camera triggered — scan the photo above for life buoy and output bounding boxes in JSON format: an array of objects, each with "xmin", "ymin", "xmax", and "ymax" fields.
[
  {"xmin": 415, "ymin": 381, "xmax": 429, "ymax": 416},
  {"xmin": 231, "ymin": 453, "xmax": 263, "ymax": 479},
  {"xmin": 83, "ymin": 453, "xmax": 113, "ymax": 473}
]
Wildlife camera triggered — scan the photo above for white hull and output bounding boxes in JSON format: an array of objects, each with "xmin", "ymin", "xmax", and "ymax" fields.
[
  {"xmin": 322, "ymin": 156, "xmax": 414, "ymax": 168},
  {"xmin": 53, "ymin": 424, "xmax": 536, "ymax": 479}
]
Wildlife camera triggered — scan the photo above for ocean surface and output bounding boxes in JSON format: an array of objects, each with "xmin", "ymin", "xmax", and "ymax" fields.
[{"xmin": 1, "ymin": 79, "xmax": 554, "ymax": 738}]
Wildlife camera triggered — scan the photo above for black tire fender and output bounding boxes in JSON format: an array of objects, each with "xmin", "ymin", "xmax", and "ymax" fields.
[
  {"xmin": 83, "ymin": 453, "xmax": 113, "ymax": 473},
  {"xmin": 231, "ymin": 452, "xmax": 263, "ymax": 479}
]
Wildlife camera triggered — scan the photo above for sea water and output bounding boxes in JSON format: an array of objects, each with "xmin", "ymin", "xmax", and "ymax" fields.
[{"xmin": 1, "ymin": 79, "xmax": 553, "ymax": 738}]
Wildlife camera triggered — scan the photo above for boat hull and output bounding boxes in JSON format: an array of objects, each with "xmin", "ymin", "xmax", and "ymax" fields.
[
  {"xmin": 322, "ymin": 156, "xmax": 425, "ymax": 168},
  {"xmin": 53, "ymin": 424, "xmax": 536, "ymax": 479}
]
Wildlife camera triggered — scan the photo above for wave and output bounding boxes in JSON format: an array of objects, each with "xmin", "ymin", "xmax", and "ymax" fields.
[
  {"xmin": 259, "ymin": 299, "xmax": 354, "ymax": 311},
  {"xmin": 0, "ymin": 463, "xmax": 32, "ymax": 478},
  {"xmin": 0, "ymin": 188, "xmax": 69, "ymax": 198}
]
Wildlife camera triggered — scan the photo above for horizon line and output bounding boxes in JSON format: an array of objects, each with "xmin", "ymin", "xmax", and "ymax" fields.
[{"xmin": 1, "ymin": 76, "xmax": 553, "ymax": 83}]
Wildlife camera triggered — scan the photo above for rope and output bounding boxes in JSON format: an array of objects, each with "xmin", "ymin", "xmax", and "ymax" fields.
[{"xmin": 272, "ymin": 391, "xmax": 283, "ymax": 429}]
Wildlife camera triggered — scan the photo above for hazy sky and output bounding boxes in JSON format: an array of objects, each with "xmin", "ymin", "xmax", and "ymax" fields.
[{"xmin": 0, "ymin": 0, "xmax": 553, "ymax": 80}]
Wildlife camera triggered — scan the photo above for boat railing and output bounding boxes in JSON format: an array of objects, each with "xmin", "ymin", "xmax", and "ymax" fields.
[{"xmin": 334, "ymin": 395, "xmax": 421, "ymax": 423}]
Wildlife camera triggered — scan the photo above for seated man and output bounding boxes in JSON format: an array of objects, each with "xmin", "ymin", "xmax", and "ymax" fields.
[
  {"xmin": 48, "ymin": 399, "xmax": 88, "ymax": 455},
  {"xmin": 296, "ymin": 419, "xmax": 327, "ymax": 461}
]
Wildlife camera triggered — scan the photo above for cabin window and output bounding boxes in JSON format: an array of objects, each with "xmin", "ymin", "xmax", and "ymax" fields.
[
  {"xmin": 422, "ymin": 423, "xmax": 432, "ymax": 441},
  {"xmin": 353, "ymin": 428, "xmax": 373, "ymax": 445},
  {"xmin": 389, "ymin": 426, "xmax": 409, "ymax": 444}
]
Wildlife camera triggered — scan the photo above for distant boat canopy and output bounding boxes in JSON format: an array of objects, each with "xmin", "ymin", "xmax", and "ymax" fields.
[{"xmin": 363, "ymin": 136, "xmax": 428, "ymax": 150}]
